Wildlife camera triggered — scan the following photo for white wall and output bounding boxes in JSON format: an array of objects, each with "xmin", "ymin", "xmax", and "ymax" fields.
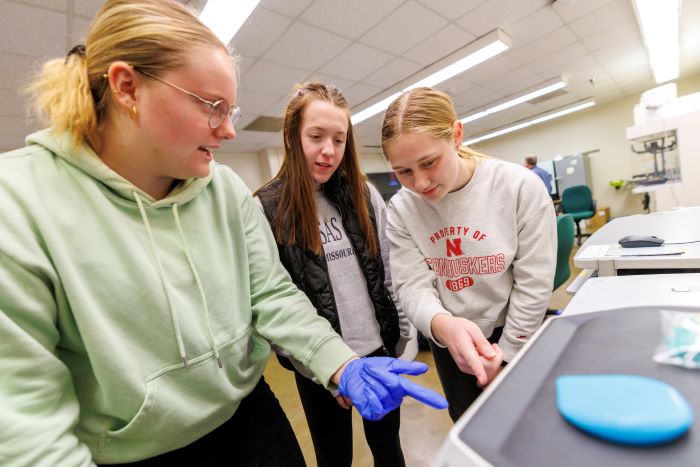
[
  {"xmin": 215, "ymin": 151, "xmax": 267, "ymax": 191},
  {"xmin": 471, "ymin": 73, "xmax": 700, "ymax": 219}
]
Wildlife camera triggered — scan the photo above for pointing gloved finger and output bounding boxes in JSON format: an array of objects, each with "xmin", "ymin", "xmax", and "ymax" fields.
[{"xmin": 398, "ymin": 378, "xmax": 449, "ymax": 409}]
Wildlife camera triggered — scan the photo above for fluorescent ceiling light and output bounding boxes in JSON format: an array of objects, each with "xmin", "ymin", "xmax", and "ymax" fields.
[
  {"xmin": 406, "ymin": 41, "xmax": 509, "ymax": 90},
  {"xmin": 463, "ymin": 100, "xmax": 595, "ymax": 145},
  {"xmin": 632, "ymin": 0, "xmax": 680, "ymax": 84},
  {"xmin": 351, "ymin": 29, "xmax": 510, "ymax": 125},
  {"xmin": 460, "ymin": 80, "xmax": 567, "ymax": 125},
  {"xmin": 199, "ymin": 0, "xmax": 262, "ymax": 45}
]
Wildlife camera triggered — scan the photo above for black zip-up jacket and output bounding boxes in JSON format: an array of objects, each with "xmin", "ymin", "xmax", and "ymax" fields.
[{"xmin": 257, "ymin": 173, "xmax": 400, "ymax": 357}]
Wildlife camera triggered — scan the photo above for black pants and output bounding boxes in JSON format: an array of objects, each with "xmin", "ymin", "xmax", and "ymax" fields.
[
  {"xmin": 293, "ymin": 348, "xmax": 405, "ymax": 467},
  {"xmin": 429, "ymin": 326, "xmax": 504, "ymax": 422},
  {"xmin": 104, "ymin": 377, "xmax": 305, "ymax": 466}
]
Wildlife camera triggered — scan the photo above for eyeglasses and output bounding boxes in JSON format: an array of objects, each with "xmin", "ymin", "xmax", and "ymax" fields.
[{"xmin": 136, "ymin": 69, "xmax": 241, "ymax": 129}]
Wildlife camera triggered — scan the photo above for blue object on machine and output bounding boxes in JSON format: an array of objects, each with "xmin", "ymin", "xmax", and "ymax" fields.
[
  {"xmin": 556, "ymin": 374, "xmax": 694, "ymax": 445},
  {"xmin": 338, "ymin": 357, "xmax": 448, "ymax": 421}
]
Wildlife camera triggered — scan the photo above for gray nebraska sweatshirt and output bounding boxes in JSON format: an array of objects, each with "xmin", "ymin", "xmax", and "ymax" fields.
[{"xmin": 386, "ymin": 158, "xmax": 557, "ymax": 361}]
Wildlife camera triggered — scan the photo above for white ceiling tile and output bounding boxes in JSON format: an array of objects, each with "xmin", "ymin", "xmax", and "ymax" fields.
[
  {"xmin": 342, "ymin": 82, "xmax": 384, "ymax": 109},
  {"xmin": 417, "ymin": 0, "xmax": 485, "ymax": 19},
  {"xmin": 0, "ymin": 1, "xmax": 66, "ymax": 56},
  {"xmin": 235, "ymin": 89, "xmax": 282, "ymax": 116},
  {"xmin": 239, "ymin": 59, "xmax": 310, "ymax": 96},
  {"xmin": 300, "ymin": 0, "xmax": 402, "ymax": 39},
  {"xmin": 320, "ymin": 42, "xmax": 395, "ymax": 82},
  {"xmin": 459, "ymin": 55, "xmax": 521, "ymax": 85},
  {"xmin": 74, "ymin": 0, "xmax": 103, "ymax": 18},
  {"xmin": 601, "ymin": 58, "xmax": 650, "ymax": 80},
  {"xmin": 12, "ymin": 0, "xmax": 68, "ymax": 11},
  {"xmin": 592, "ymin": 43, "xmax": 646, "ymax": 65},
  {"xmin": 402, "ymin": 24, "xmax": 476, "ymax": 66},
  {"xmin": 440, "ymin": 76, "xmax": 477, "ymax": 97},
  {"xmin": 262, "ymin": 22, "xmax": 351, "ymax": 70},
  {"xmin": 555, "ymin": 53, "xmax": 598, "ymax": 80},
  {"xmin": 263, "ymin": 95, "xmax": 295, "ymax": 118},
  {"xmin": 506, "ymin": 6, "xmax": 564, "ymax": 47},
  {"xmin": 236, "ymin": 55, "xmax": 256, "ymax": 76},
  {"xmin": 232, "ymin": 7, "xmax": 292, "ymax": 57},
  {"xmin": 362, "ymin": 56, "xmax": 423, "ymax": 89},
  {"xmin": 455, "ymin": 0, "xmax": 548, "ymax": 37},
  {"xmin": 527, "ymin": 41, "xmax": 588, "ymax": 75},
  {"xmin": 568, "ymin": 0, "xmax": 635, "ymax": 39},
  {"xmin": 67, "ymin": 15, "xmax": 91, "ymax": 49},
  {"xmin": 551, "ymin": 0, "xmax": 615, "ymax": 22},
  {"xmin": 360, "ymin": 1, "xmax": 449, "ymax": 55},
  {"xmin": 480, "ymin": 68, "xmax": 542, "ymax": 95},
  {"xmin": 261, "ymin": 0, "xmax": 313, "ymax": 18},
  {"xmin": 581, "ymin": 21, "xmax": 639, "ymax": 53},
  {"xmin": 0, "ymin": 89, "xmax": 25, "ymax": 117},
  {"xmin": 0, "ymin": 52, "xmax": 43, "ymax": 90},
  {"xmin": 452, "ymin": 85, "xmax": 500, "ymax": 115},
  {"xmin": 510, "ymin": 26, "xmax": 578, "ymax": 63},
  {"xmin": 305, "ymin": 72, "xmax": 353, "ymax": 91}
]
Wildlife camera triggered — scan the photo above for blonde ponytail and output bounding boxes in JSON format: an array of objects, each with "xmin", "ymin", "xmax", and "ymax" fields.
[{"xmin": 25, "ymin": 52, "xmax": 99, "ymax": 149}]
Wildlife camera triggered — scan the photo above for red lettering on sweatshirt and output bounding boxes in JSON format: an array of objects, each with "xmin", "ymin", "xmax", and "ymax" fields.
[
  {"xmin": 445, "ymin": 238, "xmax": 463, "ymax": 257},
  {"xmin": 445, "ymin": 276, "xmax": 474, "ymax": 291},
  {"xmin": 426, "ymin": 253, "xmax": 505, "ymax": 278}
]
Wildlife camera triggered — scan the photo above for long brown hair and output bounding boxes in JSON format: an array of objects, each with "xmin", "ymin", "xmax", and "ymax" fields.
[
  {"xmin": 381, "ymin": 87, "xmax": 487, "ymax": 160},
  {"xmin": 24, "ymin": 0, "xmax": 229, "ymax": 151},
  {"xmin": 257, "ymin": 82, "xmax": 377, "ymax": 256}
]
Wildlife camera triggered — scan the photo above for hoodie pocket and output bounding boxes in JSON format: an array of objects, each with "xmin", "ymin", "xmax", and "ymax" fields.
[{"xmin": 96, "ymin": 328, "xmax": 267, "ymax": 463}]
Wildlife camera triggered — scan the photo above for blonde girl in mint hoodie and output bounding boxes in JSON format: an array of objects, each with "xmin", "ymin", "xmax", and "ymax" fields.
[{"xmin": 0, "ymin": 2, "xmax": 446, "ymax": 466}]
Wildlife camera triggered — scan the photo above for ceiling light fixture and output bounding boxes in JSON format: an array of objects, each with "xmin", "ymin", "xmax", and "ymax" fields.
[
  {"xmin": 199, "ymin": 0, "xmax": 262, "ymax": 45},
  {"xmin": 351, "ymin": 29, "xmax": 511, "ymax": 125},
  {"xmin": 631, "ymin": 0, "xmax": 681, "ymax": 84},
  {"xmin": 460, "ymin": 79, "xmax": 567, "ymax": 124},
  {"xmin": 463, "ymin": 100, "xmax": 595, "ymax": 145}
]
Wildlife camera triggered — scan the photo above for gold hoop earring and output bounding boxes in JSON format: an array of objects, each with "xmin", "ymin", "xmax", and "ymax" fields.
[{"xmin": 130, "ymin": 105, "xmax": 137, "ymax": 120}]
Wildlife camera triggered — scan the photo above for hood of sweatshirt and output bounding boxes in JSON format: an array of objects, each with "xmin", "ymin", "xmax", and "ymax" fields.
[
  {"xmin": 25, "ymin": 129, "xmax": 223, "ymax": 368},
  {"xmin": 26, "ymin": 129, "xmax": 213, "ymax": 207}
]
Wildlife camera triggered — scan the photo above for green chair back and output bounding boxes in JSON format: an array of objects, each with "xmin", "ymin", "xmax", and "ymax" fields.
[
  {"xmin": 561, "ymin": 185, "xmax": 594, "ymax": 217},
  {"xmin": 554, "ymin": 214, "xmax": 575, "ymax": 291}
]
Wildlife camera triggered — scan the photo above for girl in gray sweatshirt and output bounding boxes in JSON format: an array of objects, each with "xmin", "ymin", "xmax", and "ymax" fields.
[{"xmin": 381, "ymin": 87, "xmax": 557, "ymax": 421}]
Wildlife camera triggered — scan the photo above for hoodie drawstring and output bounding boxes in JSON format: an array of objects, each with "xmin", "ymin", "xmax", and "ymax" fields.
[
  {"xmin": 134, "ymin": 192, "xmax": 221, "ymax": 369},
  {"xmin": 171, "ymin": 204, "xmax": 222, "ymax": 368}
]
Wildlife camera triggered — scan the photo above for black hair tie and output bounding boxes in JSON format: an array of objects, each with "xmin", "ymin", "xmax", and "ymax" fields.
[{"xmin": 65, "ymin": 44, "xmax": 86, "ymax": 64}]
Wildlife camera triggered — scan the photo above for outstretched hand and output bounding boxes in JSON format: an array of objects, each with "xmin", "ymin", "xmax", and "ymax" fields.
[
  {"xmin": 337, "ymin": 357, "xmax": 448, "ymax": 421},
  {"xmin": 431, "ymin": 314, "xmax": 503, "ymax": 386}
]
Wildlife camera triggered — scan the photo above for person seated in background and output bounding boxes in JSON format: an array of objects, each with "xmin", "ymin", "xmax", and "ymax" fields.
[
  {"xmin": 524, "ymin": 154, "xmax": 553, "ymax": 192},
  {"xmin": 0, "ymin": 1, "xmax": 446, "ymax": 465}
]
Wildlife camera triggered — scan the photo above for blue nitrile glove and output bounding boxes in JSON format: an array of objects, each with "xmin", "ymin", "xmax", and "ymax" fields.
[{"xmin": 338, "ymin": 357, "xmax": 448, "ymax": 421}]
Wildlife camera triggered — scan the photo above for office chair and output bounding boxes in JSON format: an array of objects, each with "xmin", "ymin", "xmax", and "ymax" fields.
[
  {"xmin": 547, "ymin": 214, "xmax": 575, "ymax": 316},
  {"xmin": 560, "ymin": 185, "xmax": 596, "ymax": 246}
]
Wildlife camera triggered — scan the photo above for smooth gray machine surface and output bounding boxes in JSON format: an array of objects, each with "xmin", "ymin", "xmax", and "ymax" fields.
[{"xmin": 457, "ymin": 307, "xmax": 698, "ymax": 467}]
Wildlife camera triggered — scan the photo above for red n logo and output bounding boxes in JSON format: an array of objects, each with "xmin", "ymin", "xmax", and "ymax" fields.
[{"xmin": 445, "ymin": 238, "xmax": 463, "ymax": 257}]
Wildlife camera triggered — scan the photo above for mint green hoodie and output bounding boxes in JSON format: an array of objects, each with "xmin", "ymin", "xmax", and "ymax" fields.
[{"xmin": 0, "ymin": 130, "xmax": 355, "ymax": 466}]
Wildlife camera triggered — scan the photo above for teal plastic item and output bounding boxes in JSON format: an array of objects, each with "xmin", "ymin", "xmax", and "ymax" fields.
[{"xmin": 556, "ymin": 374, "xmax": 694, "ymax": 445}]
